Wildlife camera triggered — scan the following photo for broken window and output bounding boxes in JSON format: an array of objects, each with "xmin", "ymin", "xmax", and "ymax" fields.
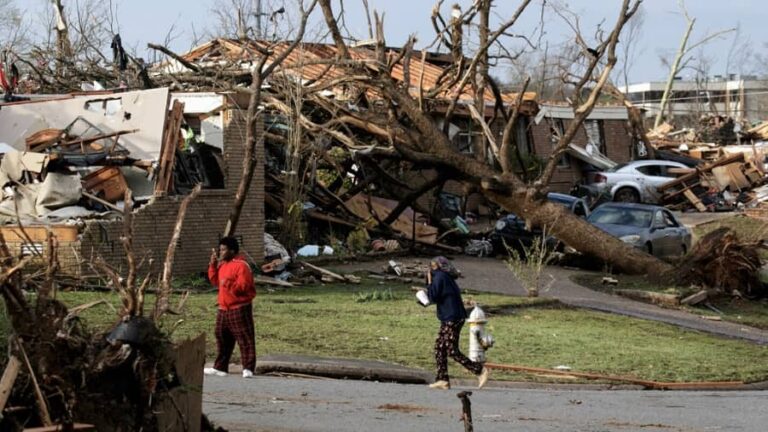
[
  {"xmin": 514, "ymin": 116, "xmax": 533, "ymax": 155},
  {"xmin": 84, "ymin": 97, "xmax": 123, "ymax": 116},
  {"xmin": 456, "ymin": 130, "xmax": 480, "ymax": 154},
  {"xmin": 636, "ymin": 165, "xmax": 662, "ymax": 176},
  {"xmin": 173, "ymin": 142, "xmax": 225, "ymax": 192},
  {"xmin": 662, "ymin": 210, "xmax": 679, "ymax": 228}
]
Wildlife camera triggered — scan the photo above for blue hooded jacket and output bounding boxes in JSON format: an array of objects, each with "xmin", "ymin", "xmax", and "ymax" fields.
[{"xmin": 427, "ymin": 269, "xmax": 468, "ymax": 322}]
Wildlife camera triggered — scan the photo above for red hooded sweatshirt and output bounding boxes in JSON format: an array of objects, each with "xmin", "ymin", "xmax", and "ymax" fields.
[{"xmin": 208, "ymin": 255, "xmax": 256, "ymax": 311}]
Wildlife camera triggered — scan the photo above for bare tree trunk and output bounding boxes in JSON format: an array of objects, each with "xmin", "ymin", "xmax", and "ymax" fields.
[
  {"xmin": 51, "ymin": 0, "xmax": 73, "ymax": 78},
  {"xmin": 473, "ymin": 0, "xmax": 491, "ymax": 163},
  {"xmin": 318, "ymin": 0, "xmax": 350, "ymax": 59},
  {"xmin": 224, "ymin": 63, "xmax": 267, "ymax": 237},
  {"xmin": 605, "ymin": 83, "xmax": 655, "ymax": 159},
  {"xmin": 224, "ymin": 1, "xmax": 319, "ymax": 237},
  {"xmin": 654, "ymin": 14, "xmax": 694, "ymax": 128},
  {"xmin": 154, "ymin": 185, "xmax": 201, "ymax": 320}
]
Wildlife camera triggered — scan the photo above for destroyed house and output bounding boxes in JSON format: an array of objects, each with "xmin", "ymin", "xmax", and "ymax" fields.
[
  {"xmin": 158, "ymin": 38, "xmax": 541, "ymax": 239},
  {"xmin": 0, "ymin": 88, "xmax": 265, "ymax": 277}
]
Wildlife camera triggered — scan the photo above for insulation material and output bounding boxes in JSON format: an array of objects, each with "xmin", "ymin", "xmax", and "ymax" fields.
[
  {"xmin": 42, "ymin": 206, "xmax": 99, "ymax": 222},
  {"xmin": 36, "ymin": 172, "xmax": 83, "ymax": 215},
  {"xmin": 0, "ymin": 184, "xmax": 40, "ymax": 224},
  {"xmin": 0, "ymin": 151, "xmax": 49, "ymax": 180},
  {"xmin": 0, "ymin": 88, "xmax": 169, "ymax": 160}
]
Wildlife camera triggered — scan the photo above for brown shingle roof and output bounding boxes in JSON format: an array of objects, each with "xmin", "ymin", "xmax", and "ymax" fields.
[{"xmin": 162, "ymin": 38, "xmax": 537, "ymax": 107}]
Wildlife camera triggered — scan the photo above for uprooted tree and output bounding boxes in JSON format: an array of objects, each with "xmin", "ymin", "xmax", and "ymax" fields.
[{"xmin": 0, "ymin": 188, "xmax": 200, "ymax": 430}]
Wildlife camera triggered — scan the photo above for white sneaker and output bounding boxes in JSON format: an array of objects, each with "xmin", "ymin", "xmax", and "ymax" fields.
[
  {"xmin": 204, "ymin": 367, "xmax": 227, "ymax": 377},
  {"xmin": 242, "ymin": 369, "xmax": 254, "ymax": 378},
  {"xmin": 428, "ymin": 380, "xmax": 451, "ymax": 390},
  {"xmin": 477, "ymin": 367, "xmax": 490, "ymax": 389}
]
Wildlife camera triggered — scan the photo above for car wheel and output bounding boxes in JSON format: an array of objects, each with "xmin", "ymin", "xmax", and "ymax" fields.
[
  {"xmin": 680, "ymin": 244, "xmax": 687, "ymax": 256},
  {"xmin": 644, "ymin": 242, "xmax": 653, "ymax": 255},
  {"xmin": 614, "ymin": 187, "xmax": 640, "ymax": 203}
]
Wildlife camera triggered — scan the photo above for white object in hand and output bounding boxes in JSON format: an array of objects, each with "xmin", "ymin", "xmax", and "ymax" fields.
[{"xmin": 416, "ymin": 290, "xmax": 430, "ymax": 306}]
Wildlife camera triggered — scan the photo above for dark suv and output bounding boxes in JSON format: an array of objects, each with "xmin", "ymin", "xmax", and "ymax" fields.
[{"xmin": 489, "ymin": 193, "xmax": 589, "ymax": 254}]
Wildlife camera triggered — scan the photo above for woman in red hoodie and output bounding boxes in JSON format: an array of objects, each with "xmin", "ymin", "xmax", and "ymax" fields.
[{"xmin": 204, "ymin": 237, "xmax": 257, "ymax": 378}]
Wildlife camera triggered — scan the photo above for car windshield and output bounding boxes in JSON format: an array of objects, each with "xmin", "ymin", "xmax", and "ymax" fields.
[{"xmin": 587, "ymin": 207, "xmax": 653, "ymax": 228}]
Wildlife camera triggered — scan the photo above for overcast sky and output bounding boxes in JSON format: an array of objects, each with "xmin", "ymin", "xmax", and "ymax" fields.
[{"xmin": 29, "ymin": 0, "xmax": 767, "ymax": 83}]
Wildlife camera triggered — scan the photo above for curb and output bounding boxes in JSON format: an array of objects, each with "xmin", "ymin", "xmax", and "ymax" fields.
[{"xmin": 207, "ymin": 355, "xmax": 768, "ymax": 392}]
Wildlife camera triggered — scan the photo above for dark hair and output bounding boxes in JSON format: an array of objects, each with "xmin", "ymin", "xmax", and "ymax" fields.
[{"xmin": 219, "ymin": 236, "xmax": 239, "ymax": 253}]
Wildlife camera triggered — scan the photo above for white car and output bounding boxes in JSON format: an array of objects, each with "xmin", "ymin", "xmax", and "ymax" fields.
[{"xmin": 586, "ymin": 160, "xmax": 688, "ymax": 204}]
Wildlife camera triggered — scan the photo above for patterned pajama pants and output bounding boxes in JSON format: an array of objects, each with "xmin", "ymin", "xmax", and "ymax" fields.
[
  {"xmin": 434, "ymin": 319, "xmax": 483, "ymax": 382},
  {"xmin": 213, "ymin": 303, "xmax": 256, "ymax": 372}
]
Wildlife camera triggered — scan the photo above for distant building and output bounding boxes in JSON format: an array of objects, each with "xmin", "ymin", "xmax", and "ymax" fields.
[{"xmin": 622, "ymin": 76, "xmax": 768, "ymax": 123}]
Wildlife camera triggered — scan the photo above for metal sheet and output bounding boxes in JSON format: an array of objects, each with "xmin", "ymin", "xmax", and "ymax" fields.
[{"xmin": 0, "ymin": 88, "xmax": 169, "ymax": 160}]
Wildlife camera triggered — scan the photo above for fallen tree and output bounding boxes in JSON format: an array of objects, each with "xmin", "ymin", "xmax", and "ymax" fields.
[{"xmin": 311, "ymin": 0, "xmax": 672, "ymax": 276}]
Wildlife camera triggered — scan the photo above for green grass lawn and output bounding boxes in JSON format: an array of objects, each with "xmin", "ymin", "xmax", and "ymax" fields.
[
  {"xmin": 572, "ymin": 273, "xmax": 768, "ymax": 330},
  {"xmin": 692, "ymin": 214, "xmax": 768, "ymax": 243},
  {"xmin": 30, "ymin": 279, "xmax": 768, "ymax": 384}
]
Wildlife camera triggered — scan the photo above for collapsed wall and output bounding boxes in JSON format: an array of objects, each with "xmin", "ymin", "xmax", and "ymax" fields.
[{"xmin": 2, "ymin": 97, "xmax": 265, "ymax": 278}]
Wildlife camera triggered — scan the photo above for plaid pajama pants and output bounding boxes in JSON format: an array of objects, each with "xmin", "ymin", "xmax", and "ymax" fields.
[
  {"xmin": 434, "ymin": 319, "xmax": 483, "ymax": 382},
  {"xmin": 213, "ymin": 303, "xmax": 256, "ymax": 372}
]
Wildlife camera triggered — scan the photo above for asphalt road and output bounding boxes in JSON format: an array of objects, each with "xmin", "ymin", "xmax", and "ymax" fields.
[{"xmin": 203, "ymin": 375, "xmax": 768, "ymax": 432}]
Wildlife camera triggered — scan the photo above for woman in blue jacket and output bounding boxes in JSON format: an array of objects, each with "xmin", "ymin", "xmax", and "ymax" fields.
[{"xmin": 426, "ymin": 256, "xmax": 489, "ymax": 390}]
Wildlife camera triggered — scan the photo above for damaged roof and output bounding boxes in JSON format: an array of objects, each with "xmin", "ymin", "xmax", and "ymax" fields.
[{"xmin": 155, "ymin": 38, "xmax": 538, "ymax": 111}]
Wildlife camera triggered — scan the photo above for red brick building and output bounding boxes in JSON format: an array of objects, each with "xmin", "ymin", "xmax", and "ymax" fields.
[{"xmin": 528, "ymin": 103, "xmax": 633, "ymax": 192}]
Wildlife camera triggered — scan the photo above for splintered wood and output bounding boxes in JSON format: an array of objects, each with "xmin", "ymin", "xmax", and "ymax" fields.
[{"xmin": 659, "ymin": 153, "xmax": 767, "ymax": 212}]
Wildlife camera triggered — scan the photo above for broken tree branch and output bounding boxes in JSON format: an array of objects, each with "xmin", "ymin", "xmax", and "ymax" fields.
[{"xmin": 154, "ymin": 184, "xmax": 202, "ymax": 321}]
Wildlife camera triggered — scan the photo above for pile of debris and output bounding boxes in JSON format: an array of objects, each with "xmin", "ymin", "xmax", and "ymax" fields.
[
  {"xmin": 0, "ymin": 202, "xmax": 205, "ymax": 431},
  {"xmin": 658, "ymin": 152, "xmax": 765, "ymax": 211},
  {"xmin": 648, "ymin": 118, "xmax": 768, "ymax": 212},
  {"xmin": 0, "ymin": 116, "xmax": 146, "ymax": 225}
]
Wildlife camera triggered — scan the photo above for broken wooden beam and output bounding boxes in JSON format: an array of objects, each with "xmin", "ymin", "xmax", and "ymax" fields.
[
  {"xmin": 0, "ymin": 356, "xmax": 21, "ymax": 413},
  {"xmin": 254, "ymin": 276, "xmax": 294, "ymax": 287},
  {"xmin": 614, "ymin": 289, "xmax": 680, "ymax": 307},
  {"xmin": 680, "ymin": 289, "xmax": 708, "ymax": 306},
  {"xmin": 154, "ymin": 100, "xmax": 185, "ymax": 196},
  {"xmin": 300, "ymin": 261, "xmax": 360, "ymax": 284}
]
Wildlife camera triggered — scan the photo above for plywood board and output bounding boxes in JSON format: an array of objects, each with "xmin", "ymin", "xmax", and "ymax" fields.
[
  {"xmin": 345, "ymin": 194, "xmax": 439, "ymax": 244},
  {"xmin": 156, "ymin": 334, "xmax": 205, "ymax": 432},
  {"xmin": 0, "ymin": 226, "xmax": 79, "ymax": 242},
  {"xmin": 725, "ymin": 163, "xmax": 750, "ymax": 190},
  {"xmin": 711, "ymin": 166, "xmax": 732, "ymax": 189}
]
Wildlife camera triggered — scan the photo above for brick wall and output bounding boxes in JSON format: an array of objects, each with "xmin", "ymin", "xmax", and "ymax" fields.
[
  {"xmin": 54, "ymin": 103, "xmax": 265, "ymax": 278},
  {"xmin": 530, "ymin": 118, "xmax": 632, "ymax": 193}
]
